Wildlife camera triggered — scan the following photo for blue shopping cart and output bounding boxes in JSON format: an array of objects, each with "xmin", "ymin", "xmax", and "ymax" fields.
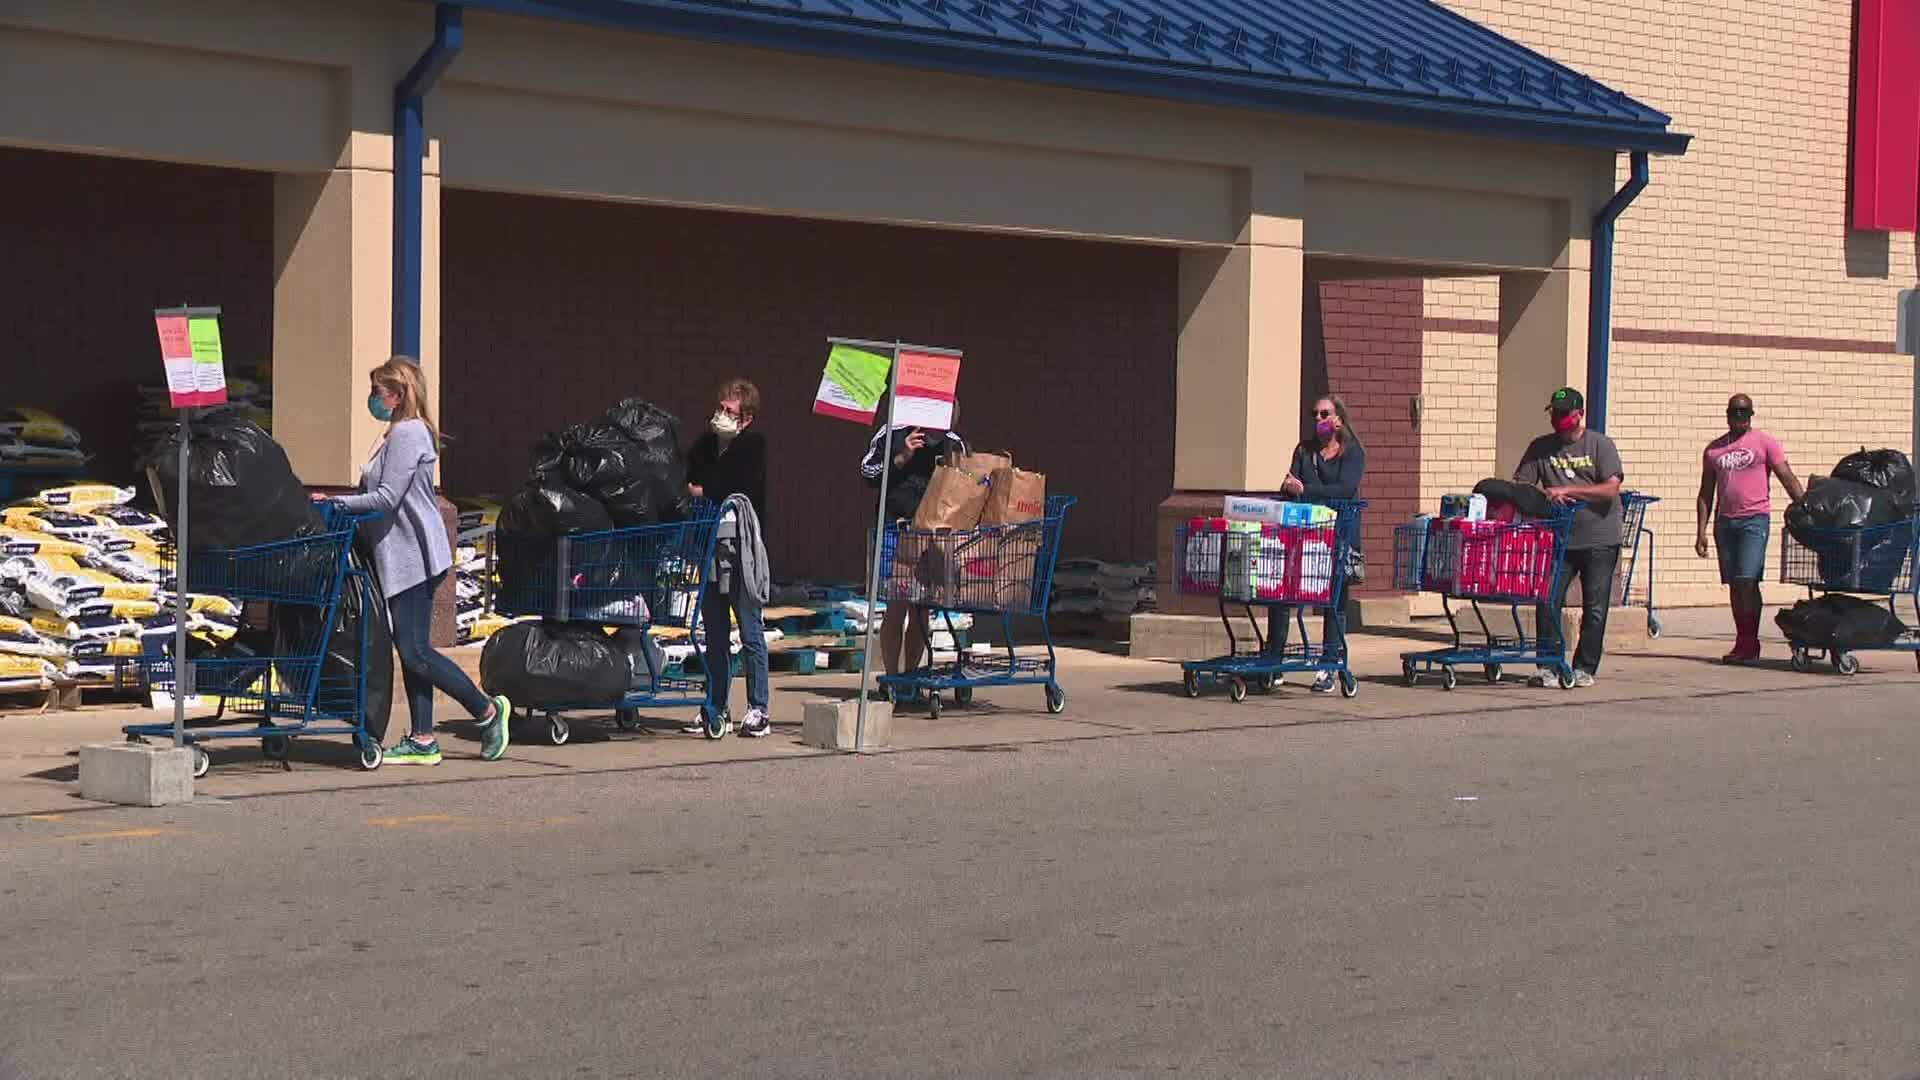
[
  {"xmin": 124, "ymin": 502, "xmax": 382, "ymax": 776},
  {"xmin": 1173, "ymin": 500, "xmax": 1365, "ymax": 701},
  {"xmin": 1779, "ymin": 514, "xmax": 1920, "ymax": 675},
  {"xmin": 1393, "ymin": 505, "xmax": 1578, "ymax": 689},
  {"xmin": 492, "ymin": 503, "xmax": 723, "ymax": 744},
  {"xmin": 874, "ymin": 496, "xmax": 1076, "ymax": 719},
  {"xmin": 1615, "ymin": 492, "xmax": 1662, "ymax": 639}
]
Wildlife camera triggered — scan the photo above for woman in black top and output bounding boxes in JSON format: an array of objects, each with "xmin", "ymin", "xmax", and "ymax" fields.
[
  {"xmin": 860, "ymin": 414, "xmax": 968, "ymax": 684},
  {"xmin": 1272, "ymin": 395, "xmax": 1366, "ymax": 692},
  {"xmin": 686, "ymin": 378, "xmax": 771, "ymax": 737}
]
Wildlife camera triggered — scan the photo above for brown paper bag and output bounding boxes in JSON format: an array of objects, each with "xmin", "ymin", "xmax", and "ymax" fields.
[
  {"xmin": 982, "ymin": 463, "xmax": 1047, "ymax": 526},
  {"xmin": 912, "ymin": 462, "xmax": 993, "ymax": 530}
]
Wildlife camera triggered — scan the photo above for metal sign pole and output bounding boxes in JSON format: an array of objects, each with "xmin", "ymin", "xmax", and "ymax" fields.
[
  {"xmin": 853, "ymin": 343, "xmax": 903, "ymax": 754},
  {"xmin": 172, "ymin": 410, "xmax": 191, "ymax": 748}
]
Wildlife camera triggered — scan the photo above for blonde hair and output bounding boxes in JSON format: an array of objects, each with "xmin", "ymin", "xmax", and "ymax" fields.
[{"xmin": 370, "ymin": 356, "xmax": 440, "ymax": 449}]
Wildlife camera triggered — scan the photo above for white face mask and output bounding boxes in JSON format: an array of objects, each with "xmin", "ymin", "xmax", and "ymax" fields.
[{"xmin": 710, "ymin": 411, "xmax": 742, "ymax": 437}]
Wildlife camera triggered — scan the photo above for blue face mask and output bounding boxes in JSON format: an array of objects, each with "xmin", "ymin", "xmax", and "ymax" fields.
[{"xmin": 367, "ymin": 392, "xmax": 393, "ymax": 422}]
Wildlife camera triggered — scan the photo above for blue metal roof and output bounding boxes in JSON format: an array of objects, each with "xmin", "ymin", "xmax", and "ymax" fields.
[{"xmin": 464, "ymin": 0, "xmax": 1691, "ymax": 154}]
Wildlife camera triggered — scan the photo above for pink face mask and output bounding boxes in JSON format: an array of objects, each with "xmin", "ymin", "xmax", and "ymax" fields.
[
  {"xmin": 1552, "ymin": 411, "xmax": 1581, "ymax": 434},
  {"xmin": 1315, "ymin": 419, "xmax": 1338, "ymax": 440}
]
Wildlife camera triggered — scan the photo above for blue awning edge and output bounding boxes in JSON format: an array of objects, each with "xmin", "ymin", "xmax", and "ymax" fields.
[{"xmin": 460, "ymin": 0, "xmax": 1691, "ymax": 154}]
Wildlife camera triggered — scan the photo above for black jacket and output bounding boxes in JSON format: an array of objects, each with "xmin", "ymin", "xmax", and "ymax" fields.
[
  {"xmin": 1288, "ymin": 441, "xmax": 1366, "ymax": 501},
  {"xmin": 861, "ymin": 425, "xmax": 969, "ymax": 521},
  {"xmin": 687, "ymin": 430, "xmax": 768, "ymax": 526}
]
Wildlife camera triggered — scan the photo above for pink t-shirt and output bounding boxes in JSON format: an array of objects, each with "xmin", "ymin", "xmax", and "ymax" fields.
[{"xmin": 1704, "ymin": 429, "xmax": 1786, "ymax": 520}]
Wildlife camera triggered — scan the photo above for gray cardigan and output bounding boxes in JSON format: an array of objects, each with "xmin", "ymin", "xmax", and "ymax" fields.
[{"xmin": 333, "ymin": 419, "xmax": 452, "ymax": 598}]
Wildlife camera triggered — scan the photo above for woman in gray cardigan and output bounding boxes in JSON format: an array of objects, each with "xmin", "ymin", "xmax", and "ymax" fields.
[{"xmin": 323, "ymin": 357, "xmax": 509, "ymax": 765}]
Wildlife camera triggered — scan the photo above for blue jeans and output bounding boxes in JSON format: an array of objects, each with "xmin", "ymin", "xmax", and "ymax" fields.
[
  {"xmin": 1715, "ymin": 514, "xmax": 1770, "ymax": 583},
  {"xmin": 388, "ymin": 571, "xmax": 492, "ymax": 739},
  {"xmin": 702, "ymin": 548, "xmax": 768, "ymax": 715}
]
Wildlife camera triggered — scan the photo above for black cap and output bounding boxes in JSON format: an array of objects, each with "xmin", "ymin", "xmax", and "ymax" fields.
[{"xmin": 1547, "ymin": 387, "xmax": 1584, "ymax": 413}]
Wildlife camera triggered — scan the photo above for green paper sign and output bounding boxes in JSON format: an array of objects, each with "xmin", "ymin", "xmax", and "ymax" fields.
[{"xmin": 826, "ymin": 344, "xmax": 890, "ymax": 410}]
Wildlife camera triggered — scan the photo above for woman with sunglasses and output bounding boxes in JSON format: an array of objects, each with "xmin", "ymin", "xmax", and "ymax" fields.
[
  {"xmin": 1696, "ymin": 393, "xmax": 1803, "ymax": 663},
  {"xmin": 1275, "ymin": 395, "xmax": 1366, "ymax": 692}
]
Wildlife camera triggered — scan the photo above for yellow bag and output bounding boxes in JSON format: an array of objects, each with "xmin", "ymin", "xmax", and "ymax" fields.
[
  {"xmin": 34, "ymin": 484, "xmax": 135, "ymax": 510},
  {"xmin": 0, "ymin": 654, "xmax": 56, "ymax": 680},
  {"xmin": 0, "ymin": 527, "xmax": 91, "ymax": 560}
]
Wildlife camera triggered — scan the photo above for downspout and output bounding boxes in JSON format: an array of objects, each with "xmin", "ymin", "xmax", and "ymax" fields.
[
  {"xmin": 1586, "ymin": 150, "xmax": 1649, "ymax": 433},
  {"xmin": 393, "ymin": 2, "xmax": 465, "ymax": 360}
]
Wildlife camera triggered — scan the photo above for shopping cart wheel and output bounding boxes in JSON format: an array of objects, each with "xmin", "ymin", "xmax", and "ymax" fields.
[
  {"xmin": 545, "ymin": 713, "xmax": 572, "ymax": 746},
  {"xmin": 1228, "ymin": 676, "xmax": 1248, "ymax": 703},
  {"xmin": 1834, "ymin": 652, "xmax": 1860, "ymax": 676},
  {"xmin": 614, "ymin": 708, "xmax": 637, "ymax": 731},
  {"xmin": 1789, "ymin": 647, "xmax": 1811, "ymax": 673},
  {"xmin": 928, "ymin": 692, "xmax": 943, "ymax": 720},
  {"xmin": 357, "ymin": 737, "xmax": 383, "ymax": 771},
  {"xmin": 1401, "ymin": 660, "xmax": 1418, "ymax": 687},
  {"xmin": 190, "ymin": 744, "xmax": 211, "ymax": 780},
  {"xmin": 1337, "ymin": 671, "xmax": 1358, "ymax": 699},
  {"xmin": 700, "ymin": 704, "xmax": 728, "ymax": 741},
  {"xmin": 954, "ymin": 686, "xmax": 974, "ymax": 707},
  {"xmin": 1182, "ymin": 670, "xmax": 1202, "ymax": 698},
  {"xmin": 1255, "ymin": 673, "xmax": 1278, "ymax": 694},
  {"xmin": 1484, "ymin": 664, "xmax": 1503, "ymax": 684},
  {"xmin": 261, "ymin": 735, "xmax": 290, "ymax": 762},
  {"xmin": 1045, "ymin": 684, "xmax": 1067, "ymax": 714},
  {"xmin": 1647, "ymin": 614, "xmax": 1662, "ymax": 640},
  {"xmin": 1440, "ymin": 665, "xmax": 1457, "ymax": 692}
]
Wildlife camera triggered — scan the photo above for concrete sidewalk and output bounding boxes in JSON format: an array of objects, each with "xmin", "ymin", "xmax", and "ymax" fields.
[{"xmin": 1, "ymin": 606, "xmax": 1907, "ymax": 817}]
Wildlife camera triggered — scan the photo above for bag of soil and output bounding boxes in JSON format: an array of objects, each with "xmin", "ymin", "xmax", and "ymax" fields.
[
  {"xmin": 1831, "ymin": 448, "xmax": 1917, "ymax": 514},
  {"xmin": 145, "ymin": 413, "xmax": 322, "ymax": 549},
  {"xmin": 479, "ymin": 621, "xmax": 629, "ymax": 707}
]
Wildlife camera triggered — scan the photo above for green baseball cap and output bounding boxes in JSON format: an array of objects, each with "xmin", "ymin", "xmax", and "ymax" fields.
[{"xmin": 1547, "ymin": 387, "xmax": 1584, "ymax": 413}]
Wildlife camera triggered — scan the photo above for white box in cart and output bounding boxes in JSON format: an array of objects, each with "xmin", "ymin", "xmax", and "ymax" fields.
[{"xmin": 1222, "ymin": 495, "xmax": 1287, "ymax": 524}]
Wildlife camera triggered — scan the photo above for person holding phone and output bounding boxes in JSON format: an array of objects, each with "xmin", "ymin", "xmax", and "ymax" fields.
[{"xmin": 860, "ymin": 412, "xmax": 968, "ymax": 686}]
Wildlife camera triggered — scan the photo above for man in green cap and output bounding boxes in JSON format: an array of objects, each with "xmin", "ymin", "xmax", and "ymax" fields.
[{"xmin": 1513, "ymin": 387, "xmax": 1625, "ymax": 687}]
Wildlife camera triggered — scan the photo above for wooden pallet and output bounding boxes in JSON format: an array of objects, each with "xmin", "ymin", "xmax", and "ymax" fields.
[{"xmin": 1, "ymin": 675, "xmax": 147, "ymax": 714}]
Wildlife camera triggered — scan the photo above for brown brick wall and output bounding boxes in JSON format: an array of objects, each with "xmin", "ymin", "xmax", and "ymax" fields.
[
  {"xmin": 439, "ymin": 191, "xmax": 1177, "ymax": 582},
  {"xmin": 0, "ymin": 147, "xmax": 273, "ymax": 488}
]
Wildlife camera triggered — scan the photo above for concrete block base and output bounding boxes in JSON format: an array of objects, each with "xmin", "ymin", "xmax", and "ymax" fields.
[
  {"xmin": 803, "ymin": 699, "xmax": 892, "ymax": 751},
  {"xmin": 78, "ymin": 742, "xmax": 194, "ymax": 807}
]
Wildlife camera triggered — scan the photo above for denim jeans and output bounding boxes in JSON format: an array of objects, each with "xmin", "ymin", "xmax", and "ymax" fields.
[
  {"xmin": 388, "ymin": 571, "xmax": 492, "ymax": 738},
  {"xmin": 1536, "ymin": 544, "xmax": 1621, "ymax": 676},
  {"xmin": 702, "ymin": 546, "xmax": 769, "ymax": 715}
]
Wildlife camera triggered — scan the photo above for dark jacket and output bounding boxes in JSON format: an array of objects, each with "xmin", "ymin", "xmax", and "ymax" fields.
[
  {"xmin": 861, "ymin": 424, "xmax": 969, "ymax": 521},
  {"xmin": 687, "ymin": 430, "xmax": 768, "ymax": 526},
  {"xmin": 1289, "ymin": 441, "xmax": 1367, "ymax": 501}
]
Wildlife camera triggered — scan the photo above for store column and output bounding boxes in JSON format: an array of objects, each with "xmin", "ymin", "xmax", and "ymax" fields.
[
  {"xmin": 1151, "ymin": 202, "xmax": 1306, "ymax": 619},
  {"xmin": 1494, "ymin": 240, "xmax": 1589, "ymax": 474}
]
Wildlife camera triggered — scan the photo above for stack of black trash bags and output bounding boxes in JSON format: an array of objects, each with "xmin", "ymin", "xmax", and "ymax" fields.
[
  {"xmin": 1777, "ymin": 448, "xmax": 1918, "ymax": 650},
  {"xmin": 479, "ymin": 398, "xmax": 688, "ymax": 711}
]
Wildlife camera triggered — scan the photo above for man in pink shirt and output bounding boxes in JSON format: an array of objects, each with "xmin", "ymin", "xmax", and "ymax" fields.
[{"xmin": 1695, "ymin": 393, "xmax": 1805, "ymax": 663}]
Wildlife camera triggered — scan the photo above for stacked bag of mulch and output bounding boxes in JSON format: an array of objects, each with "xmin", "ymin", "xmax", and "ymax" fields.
[
  {"xmin": 481, "ymin": 399, "xmax": 691, "ymax": 708},
  {"xmin": 1785, "ymin": 448, "xmax": 1918, "ymax": 593},
  {"xmin": 0, "ymin": 408, "xmax": 91, "ymax": 468},
  {"xmin": 0, "ymin": 484, "xmax": 243, "ymax": 694},
  {"xmin": 450, "ymin": 495, "xmax": 538, "ymax": 647}
]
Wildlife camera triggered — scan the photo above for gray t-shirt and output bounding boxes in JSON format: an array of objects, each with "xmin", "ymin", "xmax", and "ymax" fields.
[{"xmin": 1513, "ymin": 428, "xmax": 1625, "ymax": 550}]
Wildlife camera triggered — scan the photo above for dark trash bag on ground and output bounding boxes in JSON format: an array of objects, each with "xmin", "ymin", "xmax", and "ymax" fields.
[
  {"xmin": 146, "ymin": 413, "xmax": 322, "ymax": 549},
  {"xmin": 1775, "ymin": 594, "xmax": 1906, "ymax": 649},
  {"xmin": 273, "ymin": 548, "xmax": 394, "ymax": 743},
  {"xmin": 1831, "ymin": 448, "xmax": 1917, "ymax": 515},
  {"xmin": 1473, "ymin": 478, "xmax": 1555, "ymax": 520},
  {"xmin": 479, "ymin": 621, "xmax": 629, "ymax": 707}
]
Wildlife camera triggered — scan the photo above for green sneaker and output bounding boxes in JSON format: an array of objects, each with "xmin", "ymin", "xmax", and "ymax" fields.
[
  {"xmin": 479, "ymin": 695, "xmax": 511, "ymax": 761},
  {"xmin": 385, "ymin": 736, "xmax": 442, "ymax": 766}
]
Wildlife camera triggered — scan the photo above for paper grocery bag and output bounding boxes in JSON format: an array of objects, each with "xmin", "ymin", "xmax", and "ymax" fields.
[
  {"xmin": 982, "ymin": 464, "xmax": 1047, "ymax": 526},
  {"xmin": 912, "ymin": 462, "xmax": 993, "ymax": 531}
]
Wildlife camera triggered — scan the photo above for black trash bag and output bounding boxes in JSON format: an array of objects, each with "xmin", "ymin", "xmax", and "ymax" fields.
[
  {"xmin": 561, "ymin": 422, "xmax": 659, "ymax": 524},
  {"xmin": 479, "ymin": 621, "xmax": 629, "ymax": 707},
  {"xmin": 602, "ymin": 398, "xmax": 690, "ymax": 524},
  {"xmin": 611, "ymin": 626, "xmax": 665, "ymax": 693},
  {"xmin": 1776, "ymin": 594, "xmax": 1906, "ymax": 648},
  {"xmin": 1832, "ymin": 449, "xmax": 1917, "ymax": 515},
  {"xmin": 1787, "ymin": 478, "xmax": 1904, "ymax": 542},
  {"xmin": 1473, "ymin": 478, "xmax": 1555, "ymax": 520},
  {"xmin": 274, "ymin": 550, "xmax": 394, "ymax": 743},
  {"xmin": 145, "ymin": 413, "xmax": 322, "ymax": 549},
  {"xmin": 528, "ymin": 427, "xmax": 583, "ymax": 489},
  {"xmin": 496, "ymin": 482, "xmax": 613, "ymax": 538}
]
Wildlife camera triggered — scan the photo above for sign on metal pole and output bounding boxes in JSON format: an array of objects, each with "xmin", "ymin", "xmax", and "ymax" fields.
[{"xmin": 152, "ymin": 305, "xmax": 226, "ymax": 749}]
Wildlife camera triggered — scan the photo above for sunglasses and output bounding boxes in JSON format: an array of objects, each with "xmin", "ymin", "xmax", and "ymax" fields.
[
  {"xmin": 1727, "ymin": 408, "xmax": 1754, "ymax": 419},
  {"xmin": 1314, "ymin": 408, "xmax": 1335, "ymax": 419}
]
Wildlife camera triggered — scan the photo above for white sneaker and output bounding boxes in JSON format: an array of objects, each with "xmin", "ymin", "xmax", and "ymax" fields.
[
  {"xmin": 739, "ymin": 708, "xmax": 771, "ymax": 738},
  {"xmin": 1528, "ymin": 671, "xmax": 1553, "ymax": 688},
  {"xmin": 1571, "ymin": 670, "xmax": 1595, "ymax": 688}
]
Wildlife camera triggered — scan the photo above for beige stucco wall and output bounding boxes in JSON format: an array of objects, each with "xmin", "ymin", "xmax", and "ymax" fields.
[{"xmin": 1430, "ymin": 0, "xmax": 1919, "ymax": 609}]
